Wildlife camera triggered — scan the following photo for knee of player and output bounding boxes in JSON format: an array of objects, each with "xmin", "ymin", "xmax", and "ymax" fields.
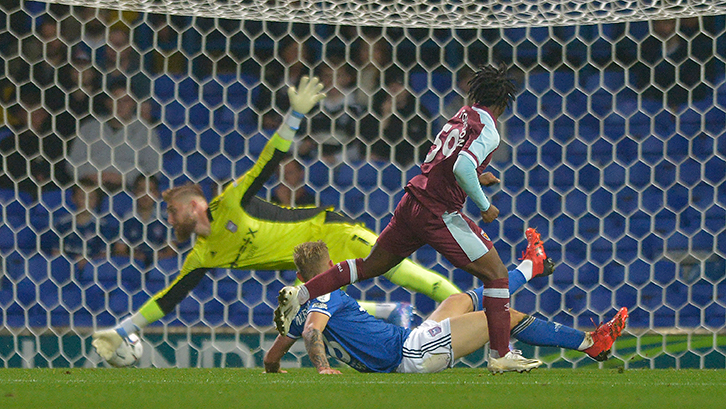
[
  {"xmin": 445, "ymin": 293, "xmax": 476, "ymax": 313},
  {"xmin": 510, "ymin": 309, "xmax": 527, "ymax": 326}
]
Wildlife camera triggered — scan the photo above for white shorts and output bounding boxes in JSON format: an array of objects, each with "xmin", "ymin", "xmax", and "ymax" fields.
[{"xmin": 396, "ymin": 319, "xmax": 454, "ymax": 373}]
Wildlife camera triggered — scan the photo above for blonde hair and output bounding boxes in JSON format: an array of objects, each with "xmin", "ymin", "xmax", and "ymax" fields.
[
  {"xmin": 162, "ymin": 183, "xmax": 205, "ymax": 204},
  {"xmin": 293, "ymin": 241, "xmax": 330, "ymax": 281}
]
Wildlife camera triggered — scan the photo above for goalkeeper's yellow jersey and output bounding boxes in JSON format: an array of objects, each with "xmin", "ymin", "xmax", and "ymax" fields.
[{"xmin": 144, "ymin": 132, "xmax": 377, "ymax": 322}]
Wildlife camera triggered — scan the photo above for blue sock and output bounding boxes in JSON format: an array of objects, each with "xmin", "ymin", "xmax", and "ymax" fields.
[
  {"xmin": 468, "ymin": 269, "xmax": 528, "ymax": 311},
  {"xmin": 509, "ymin": 268, "xmax": 527, "ymax": 294},
  {"xmin": 511, "ymin": 316, "xmax": 586, "ymax": 350}
]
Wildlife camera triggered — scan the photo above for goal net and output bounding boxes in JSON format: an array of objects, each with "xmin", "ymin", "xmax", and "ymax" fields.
[{"xmin": 0, "ymin": 0, "xmax": 724, "ymax": 370}]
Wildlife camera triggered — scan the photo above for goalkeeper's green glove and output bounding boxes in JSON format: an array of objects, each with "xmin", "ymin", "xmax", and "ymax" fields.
[
  {"xmin": 92, "ymin": 328, "xmax": 123, "ymax": 361},
  {"xmin": 277, "ymin": 76, "xmax": 326, "ymax": 140}
]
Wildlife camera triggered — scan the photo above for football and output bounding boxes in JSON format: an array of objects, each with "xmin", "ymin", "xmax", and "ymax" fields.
[{"xmin": 106, "ymin": 333, "xmax": 143, "ymax": 368}]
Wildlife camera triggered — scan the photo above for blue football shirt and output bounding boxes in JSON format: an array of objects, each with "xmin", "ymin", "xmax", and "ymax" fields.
[{"xmin": 287, "ymin": 289, "xmax": 412, "ymax": 373}]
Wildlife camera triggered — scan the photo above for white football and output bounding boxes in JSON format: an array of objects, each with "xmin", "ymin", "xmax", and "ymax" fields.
[{"xmin": 106, "ymin": 333, "xmax": 143, "ymax": 367}]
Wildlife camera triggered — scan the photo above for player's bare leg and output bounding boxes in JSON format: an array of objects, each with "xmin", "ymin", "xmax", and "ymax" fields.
[{"xmin": 448, "ymin": 310, "xmax": 531, "ymax": 359}]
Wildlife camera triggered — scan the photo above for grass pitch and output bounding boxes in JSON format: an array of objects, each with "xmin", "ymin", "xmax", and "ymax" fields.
[{"xmin": 1, "ymin": 368, "xmax": 725, "ymax": 409}]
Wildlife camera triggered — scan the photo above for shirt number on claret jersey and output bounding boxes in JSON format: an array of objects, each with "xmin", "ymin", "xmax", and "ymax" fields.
[{"xmin": 424, "ymin": 123, "xmax": 463, "ymax": 163}]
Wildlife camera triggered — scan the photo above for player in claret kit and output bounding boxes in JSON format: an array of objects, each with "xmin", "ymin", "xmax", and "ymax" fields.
[
  {"xmin": 91, "ymin": 76, "xmax": 467, "ymax": 363},
  {"xmin": 264, "ymin": 241, "xmax": 628, "ymax": 374},
  {"xmin": 275, "ymin": 64, "xmax": 543, "ymax": 373}
]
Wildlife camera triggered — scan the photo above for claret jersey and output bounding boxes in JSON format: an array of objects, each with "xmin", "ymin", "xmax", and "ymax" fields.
[{"xmin": 405, "ymin": 104, "xmax": 501, "ymax": 215}]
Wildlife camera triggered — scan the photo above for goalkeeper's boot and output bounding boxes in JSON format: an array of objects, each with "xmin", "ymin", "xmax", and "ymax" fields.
[
  {"xmin": 274, "ymin": 286, "xmax": 301, "ymax": 336},
  {"xmin": 584, "ymin": 307, "xmax": 629, "ymax": 361},
  {"xmin": 521, "ymin": 227, "xmax": 555, "ymax": 278},
  {"xmin": 488, "ymin": 349, "xmax": 543, "ymax": 374},
  {"xmin": 92, "ymin": 329, "xmax": 124, "ymax": 361}
]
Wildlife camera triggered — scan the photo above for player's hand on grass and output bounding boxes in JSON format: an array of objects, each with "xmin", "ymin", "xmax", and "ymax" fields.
[
  {"xmin": 481, "ymin": 204, "xmax": 499, "ymax": 223},
  {"xmin": 478, "ymin": 172, "xmax": 500, "ymax": 187},
  {"xmin": 91, "ymin": 329, "xmax": 123, "ymax": 361},
  {"xmin": 288, "ymin": 76, "xmax": 326, "ymax": 115},
  {"xmin": 318, "ymin": 368, "xmax": 342, "ymax": 375}
]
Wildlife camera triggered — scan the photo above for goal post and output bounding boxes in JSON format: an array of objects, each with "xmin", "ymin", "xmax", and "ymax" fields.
[{"xmin": 0, "ymin": 0, "xmax": 724, "ymax": 369}]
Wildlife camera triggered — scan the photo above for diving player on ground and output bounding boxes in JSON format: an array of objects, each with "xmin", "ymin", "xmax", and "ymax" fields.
[{"xmin": 264, "ymin": 241, "xmax": 628, "ymax": 374}]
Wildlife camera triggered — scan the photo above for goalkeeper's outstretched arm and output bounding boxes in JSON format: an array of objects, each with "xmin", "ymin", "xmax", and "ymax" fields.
[{"xmin": 92, "ymin": 77, "xmax": 325, "ymax": 363}]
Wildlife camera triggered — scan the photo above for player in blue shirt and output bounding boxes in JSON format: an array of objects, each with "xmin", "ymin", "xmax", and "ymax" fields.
[{"xmin": 264, "ymin": 241, "xmax": 628, "ymax": 374}]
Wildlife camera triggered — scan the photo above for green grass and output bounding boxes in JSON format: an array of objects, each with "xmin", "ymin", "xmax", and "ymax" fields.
[{"xmin": 1, "ymin": 368, "xmax": 725, "ymax": 409}]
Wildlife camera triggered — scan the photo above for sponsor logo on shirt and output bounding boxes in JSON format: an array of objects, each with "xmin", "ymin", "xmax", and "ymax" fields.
[
  {"xmin": 311, "ymin": 302, "xmax": 329, "ymax": 311},
  {"xmin": 226, "ymin": 221, "xmax": 238, "ymax": 233}
]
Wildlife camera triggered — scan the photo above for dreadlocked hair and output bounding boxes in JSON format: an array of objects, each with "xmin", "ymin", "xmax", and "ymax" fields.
[{"xmin": 467, "ymin": 64, "xmax": 517, "ymax": 110}]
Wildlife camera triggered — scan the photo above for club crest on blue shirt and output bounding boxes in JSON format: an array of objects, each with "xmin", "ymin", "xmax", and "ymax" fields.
[
  {"xmin": 226, "ymin": 220, "xmax": 237, "ymax": 233},
  {"xmin": 428, "ymin": 326, "xmax": 442, "ymax": 337}
]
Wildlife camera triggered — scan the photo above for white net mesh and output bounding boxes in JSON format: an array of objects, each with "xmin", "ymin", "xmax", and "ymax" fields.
[
  {"xmin": 0, "ymin": 1, "xmax": 725, "ymax": 369},
  {"xmin": 30, "ymin": 0, "xmax": 726, "ymax": 28}
]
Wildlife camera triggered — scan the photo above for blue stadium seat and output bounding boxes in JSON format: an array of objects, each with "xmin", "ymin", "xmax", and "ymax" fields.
[
  {"xmin": 221, "ymin": 131, "xmax": 245, "ymax": 159},
  {"xmin": 342, "ymin": 188, "xmax": 365, "ymax": 216},
  {"xmin": 178, "ymin": 296, "xmax": 202, "ymax": 324},
  {"xmin": 678, "ymin": 107, "xmax": 703, "ymax": 138},
  {"xmin": 162, "ymin": 149, "xmax": 185, "ymax": 180},
  {"xmin": 367, "ymin": 189, "xmax": 391, "ymax": 217},
  {"xmin": 198, "ymin": 128, "xmax": 222, "ymax": 156},
  {"xmin": 189, "ymin": 104, "xmax": 211, "ymax": 132},
  {"xmin": 171, "ymin": 126, "xmax": 198, "ymax": 153},
  {"xmin": 409, "ymin": 71, "xmax": 452, "ymax": 95},
  {"xmin": 409, "ymin": 71, "xmax": 450, "ymax": 117},
  {"xmin": 215, "ymin": 277, "xmax": 239, "ymax": 303},
  {"xmin": 185, "ymin": 151, "xmax": 210, "ymax": 180},
  {"xmin": 413, "ymin": 245, "xmax": 438, "ymax": 268},
  {"xmin": 177, "ymin": 76, "xmax": 200, "ymax": 105},
  {"xmin": 107, "ymin": 191, "xmax": 134, "ymax": 219},
  {"xmin": 320, "ymin": 186, "xmax": 340, "ymax": 208},
  {"xmin": 334, "ymin": 163, "xmax": 355, "ymax": 188},
  {"xmin": 39, "ymin": 189, "xmax": 70, "ymax": 213},
  {"xmin": 157, "ymin": 256, "xmax": 181, "ymax": 275},
  {"xmin": 202, "ymin": 78, "xmax": 225, "ymax": 107},
  {"xmin": 213, "ymin": 107, "xmax": 236, "ymax": 135},
  {"xmin": 227, "ymin": 301, "xmax": 250, "ymax": 327},
  {"xmin": 153, "ymin": 74, "xmax": 176, "ymax": 104},
  {"xmin": 210, "ymin": 154, "xmax": 233, "ymax": 182},
  {"xmin": 243, "ymin": 132, "xmax": 267, "ymax": 158},
  {"xmin": 143, "ymin": 267, "xmax": 169, "ymax": 295},
  {"xmin": 163, "ymin": 101, "xmax": 187, "ymax": 129},
  {"xmin": 307, "ymin": 160, "xmax": 331, "ymax": 189},
  {"xmin": 514, "ymin": 88, "xmax": 538, "ymax": 120},
  {"xmin": 357, "ymin": 163, "xmax": 379, "ymax": 189}
]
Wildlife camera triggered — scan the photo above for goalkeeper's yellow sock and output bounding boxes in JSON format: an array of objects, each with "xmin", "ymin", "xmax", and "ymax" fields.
[{"xmin": 383, "ymin": 259, "xmax": 461, "ymax": 302}]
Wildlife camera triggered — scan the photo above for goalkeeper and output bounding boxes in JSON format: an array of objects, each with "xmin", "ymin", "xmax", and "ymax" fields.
[{"xmin": 92, "ymin": 76, "xmax": 461, "ymax": 361}]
